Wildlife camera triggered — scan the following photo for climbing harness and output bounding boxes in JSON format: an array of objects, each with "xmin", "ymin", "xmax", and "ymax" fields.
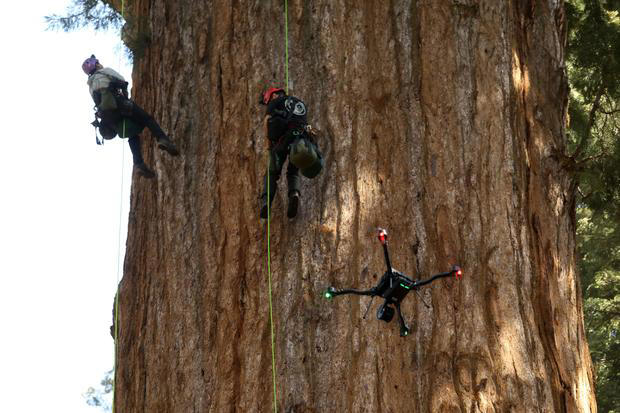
[{"xmin": 324, "ymin": 228, "xmax": 462, "ymax": 337}]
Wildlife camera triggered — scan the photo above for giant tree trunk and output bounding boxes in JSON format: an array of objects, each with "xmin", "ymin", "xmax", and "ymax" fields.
[{"xmin": 113, "ymin": 1, "xmax": 596, "ymax": 412}]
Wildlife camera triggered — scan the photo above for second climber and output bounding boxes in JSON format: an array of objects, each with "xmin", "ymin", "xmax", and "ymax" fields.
[{"xmin": 258, "ymin": 87, "xmax": 321, "ymax": 219}]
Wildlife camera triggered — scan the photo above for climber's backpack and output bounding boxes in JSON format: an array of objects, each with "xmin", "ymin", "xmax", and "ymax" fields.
[
  {"xmin": 92, "ymin": 113, "xmax": 144, "ymax": 145},
  {"xmin": 289, "ymin": 134, "xmax": 324, "ymax": 178}
]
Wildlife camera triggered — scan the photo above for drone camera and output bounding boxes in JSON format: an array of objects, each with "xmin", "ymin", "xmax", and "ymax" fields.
[{"xmin": 376, "ymin": 303, "xmax": 395, "ymax": 322}]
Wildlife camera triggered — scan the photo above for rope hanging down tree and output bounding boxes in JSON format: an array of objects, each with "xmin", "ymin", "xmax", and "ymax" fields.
[
  {"xmin": 112, "ymin": 1, "xmax": 288, "ymax": 411},
  {"xmin": 265, "ymin": 2, "xmax": 290, "ymax": 412},
  {"xmin": 112, "ymin": 1, "xmax": 126, "ymax": 412}
]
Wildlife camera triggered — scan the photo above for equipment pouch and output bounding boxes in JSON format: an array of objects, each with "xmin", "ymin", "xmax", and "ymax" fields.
[
  {"xmin": 99, "ymin": 124, "xmax": 117, "ymax": 140},
  {"xmin": 289, "ymin": 135, "xmax": 324, "ymax": 179}
]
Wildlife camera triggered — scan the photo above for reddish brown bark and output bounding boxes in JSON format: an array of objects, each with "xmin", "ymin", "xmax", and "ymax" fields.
[{"xmin": 112, "ymin": 1, "xmax": 596, "ymax": 412}]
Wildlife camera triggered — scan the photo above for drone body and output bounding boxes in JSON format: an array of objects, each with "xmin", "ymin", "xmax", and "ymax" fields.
[{"xmin": 325, "ymin": 228, "xmax": 462, "ymax": 337}]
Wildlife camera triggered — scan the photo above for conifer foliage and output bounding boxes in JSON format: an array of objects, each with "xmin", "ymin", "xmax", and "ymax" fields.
[
  {"xmin": 45, "ymin": 0, "xmax": 122, "ymax": 32},
  {"xmin": 567, "ymin": 0, "xmax": 620, "ymax": 410}
]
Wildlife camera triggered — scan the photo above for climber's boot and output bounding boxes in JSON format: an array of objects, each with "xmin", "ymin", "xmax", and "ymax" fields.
[
  {"xmin": 287, "ymin": 190, "xmax": 300, "ymax": 219},
  {"xmin": 134, "ymin": 162, "xmax": 156, "ymax": 179},
  {"xmin": 157, "ymin": 137, "xmax": 179, "ymax": 156}
]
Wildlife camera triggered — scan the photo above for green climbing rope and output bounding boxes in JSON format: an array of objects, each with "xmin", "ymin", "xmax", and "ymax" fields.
[
  {"xmin": 112, "ymin": 1, "xmax": 126, "ymax": 412},
  {"xmin": 267, "ymin": 166, "xmax": 277, "ymax": 413},
  {"xmin": 266, "ymin": 3, "xmax": 290, "ymax": 413},
  {"xmin": 284, "ymin": 0, "xmax": 289, "ymax": 94},
  {"xmin": 111, "ymin": 128, "xmax": 124, "ymax": 413}
]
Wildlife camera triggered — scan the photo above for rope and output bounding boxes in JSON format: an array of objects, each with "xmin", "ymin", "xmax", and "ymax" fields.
[
  {"xmin": 267, "ymin": 165, "xmax": 277, "ymax": 413},
  {"xmin": 112, "ymin": 1, "xmax": 126, "ymax": 412},
  {"xmin": 284, "ymin": 0, "xmax": 289, "ymax": 93},
  {"xmin": 111, "ymin": 130, "xmax": 124, "ymax": 413},
  {"xmin": 265, "ymin": 3, "xmax": 290, "ymax": 412}
]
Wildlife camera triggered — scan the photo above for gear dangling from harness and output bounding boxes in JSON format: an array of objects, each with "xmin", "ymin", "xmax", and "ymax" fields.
[
  {"xmin": 91, "ymin": 116, "xmax": 104, "ymax": 146},
  {"xmin": 91, "ymin": 107, "xmax": 118, "ymax": 145}
]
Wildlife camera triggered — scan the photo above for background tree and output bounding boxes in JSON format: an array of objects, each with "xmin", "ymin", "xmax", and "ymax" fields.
[
  {"xmin": 83, "ymin": 369, "xmax": 113, "ymax": 412},
  {"xmin": 566, "ymin": 0, "xmax": 620, "ymax": 410}
]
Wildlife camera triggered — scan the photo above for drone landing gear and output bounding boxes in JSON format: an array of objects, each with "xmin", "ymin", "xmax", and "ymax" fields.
[
  {"xmin": 376, "ymin": 303, "xmax": 394, "ymax": 322},
  {"xmin": 396, "ymin": 303, "xmax": 410, "ymax": 337}
]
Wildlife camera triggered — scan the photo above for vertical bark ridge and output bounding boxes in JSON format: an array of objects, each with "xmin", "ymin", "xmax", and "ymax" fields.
[{"xmin": 111, "ymin": 1, "xmax": 596, "ymax": 412}]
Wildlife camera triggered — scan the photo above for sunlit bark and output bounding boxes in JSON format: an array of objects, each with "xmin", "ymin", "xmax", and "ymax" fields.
[{"xmin": 113, "ymin": 1, "xmax": 596, "ymax": 412}]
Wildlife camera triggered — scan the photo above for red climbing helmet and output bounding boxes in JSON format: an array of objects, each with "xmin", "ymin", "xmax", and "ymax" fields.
[
  {"xmin": 262, "ymin": 87, "xmax": 285, "ymax": 105},
  {"xmin": 82, "ymin": 55, "xmax": 99, "ymax": 75}
]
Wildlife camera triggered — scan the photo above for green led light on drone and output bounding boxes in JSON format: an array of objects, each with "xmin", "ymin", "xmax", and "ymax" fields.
[
  {"xmin": 324, "ymin": 291, "xmax": 333, "ymax": 299},
  {"xmin": 400, "ymin": 283, "xmax": 410, "ymax": 289}
]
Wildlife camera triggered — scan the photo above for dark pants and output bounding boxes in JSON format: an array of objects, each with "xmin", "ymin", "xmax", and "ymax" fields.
[
  {"xmin": 100, "ymin": 98, "xmax": 169, "ymax": 165},
  {"xmin": 128, "ymin": 136, "xmax": 143, "ymax": 165},
  {"xmin": 262, "ymin": 132, "xmax": 301, "ymax": 202},
  {"xmin": 122, "ymin": 98, "xmax": 169, "ymax": 143}
]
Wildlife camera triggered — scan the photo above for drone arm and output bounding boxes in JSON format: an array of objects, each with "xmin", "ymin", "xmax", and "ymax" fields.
[
  {"xmin": 413, "ymin": 266, "xmax": 462, "ymax": 288},
  {"xmin": 382, "ymin": 244, "xmax": 393, "ymax": 275},
  {"xmin": 327, "ymin": 287, "xmax": 378, "ymax": 297},
  {"xmin": 377, "ymin": 229, "xmax": 393, "ymax": 275},
  {"xmin": 413, "ymin": 272, "xmax": 452, "ymax": 288}
]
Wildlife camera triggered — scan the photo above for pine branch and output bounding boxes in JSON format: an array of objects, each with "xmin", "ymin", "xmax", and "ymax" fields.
[{"xmin": 45, "ymin": 0, "xmax": 123, "ymax": 32}]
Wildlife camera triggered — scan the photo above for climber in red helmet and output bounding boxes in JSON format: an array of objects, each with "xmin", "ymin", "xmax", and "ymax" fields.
[{"xmin": 258, "ymin": 87, "xmax": 320, "ymax": 219}]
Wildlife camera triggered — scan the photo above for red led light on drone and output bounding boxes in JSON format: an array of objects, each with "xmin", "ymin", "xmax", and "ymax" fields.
[{"xmin": 378, "ymin": 229, "xmax": 387, "ymax": 245}]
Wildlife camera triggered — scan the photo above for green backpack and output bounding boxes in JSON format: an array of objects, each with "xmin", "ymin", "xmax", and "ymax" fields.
[{"xmin": 289, "ymin": 136, "xmax": 324, "ymax": 179}]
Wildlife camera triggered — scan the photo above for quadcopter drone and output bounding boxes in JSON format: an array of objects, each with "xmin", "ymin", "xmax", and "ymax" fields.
[{"xmin": 323, "ymin": 228, "xmax": 462, "ymax": 337}]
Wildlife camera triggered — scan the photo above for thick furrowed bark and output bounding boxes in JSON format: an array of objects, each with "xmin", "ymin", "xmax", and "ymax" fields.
[{"xmin": 112, "ymin": 1, "xmax": 596, "ymax": 412}]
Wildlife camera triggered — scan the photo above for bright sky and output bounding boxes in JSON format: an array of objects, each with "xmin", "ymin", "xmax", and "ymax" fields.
[{"xmin": 0, "ymin": 2, "xmax": 132, "ymax": 412}]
